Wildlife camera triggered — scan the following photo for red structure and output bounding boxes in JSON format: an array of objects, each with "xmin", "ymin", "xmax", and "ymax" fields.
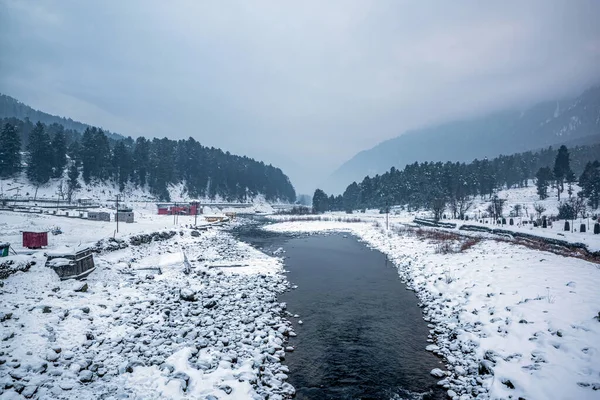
[
  {"xmin": 23, "ymin": 231, "xmax": 48, "ymax": 249},
  {"xmin": 157, "ymin": 203, "xmax": 200, "ymax": 216}
]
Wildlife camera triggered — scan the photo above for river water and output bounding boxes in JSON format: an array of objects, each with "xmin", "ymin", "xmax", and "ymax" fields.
[{"xmin": 233, "ymin": 223, "xmax": 445, "ymax": 400}]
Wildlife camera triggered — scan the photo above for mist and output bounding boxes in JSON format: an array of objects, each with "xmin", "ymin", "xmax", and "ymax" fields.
[{"xmin": 1, "ymin": 0, "xmax": 599, "ymax": 193}]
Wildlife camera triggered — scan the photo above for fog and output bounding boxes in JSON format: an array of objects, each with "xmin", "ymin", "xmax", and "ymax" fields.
[{"xmin": 1, "ymin": 0, "xmax": 599, "ymax": 193}]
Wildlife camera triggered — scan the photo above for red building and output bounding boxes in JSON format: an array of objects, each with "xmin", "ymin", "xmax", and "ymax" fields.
[{"xmin": 157, "ymin": 203, "xmax": 201, "ymax": 215}]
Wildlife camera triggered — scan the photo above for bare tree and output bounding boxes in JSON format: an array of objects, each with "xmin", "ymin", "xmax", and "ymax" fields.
[
  {"xmin": 572, "ymin": 195, "xmax": 587, "ymax": 220},
  {"xmin": 533, "ymin": 203, "xmax": 546, "ymax": 219},
  {"xmin": 511, "ymin": 204, "xmax": 522, "ymax": 217},
  {"xmin": 430, "ymin": 197, "xmax": 446, "ymax": 221},
  {"xmin": 449, "ymin": 195, "xmax": 473, "ymax": 219},
  {"xmin": 56, "ymin": 180, "xmax": 65, "ymax": 201},
  {"xmin": 487, "ymin": 195, "xmax": 506, "ymax": 220}
]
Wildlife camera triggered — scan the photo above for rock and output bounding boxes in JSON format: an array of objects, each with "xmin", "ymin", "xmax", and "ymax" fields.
[
  {"xmin": 78, "ymin": 370, "xmax": 94, "ymax": 382},
  {"xmin": 73, "ymin": 282, "xmax": 89, "ymax": 292},
  {"xmin": 430, "ymin": 368, "xmax": 445, "ymax": 378},
  {"xmin": 42, "ymin": 306, "xmax": 52, "ymax": 313},
  {"xmin": 81, "ymin": 306, "xmax": 90, "ymax": 314},
  {"xmin": 0, "ymin": 312, "xmax": 12, "ymax": 322},
  {"xmin": 180, "ymin": 288, "xmax": 196, "ymax": 302},
  {"xmin": 502, "ymin": 379, "xmax": 515, "ymax": 389},
  {"xmin": 32, "ymin": 362, "xmax": 48, "ymax": 374},
  {"xmin": 59, "ymin": 381, "xmax": 75, "ymax": 390},
  {"xmin": 9, "ymin": 370, "xmax": 25, "ymax": 380},
  {"xmin": 46, "ymin": 350, "xmax": 60, "ymax": 362},
  {"xmin": 425, "ymin": 344, "xmax": 439, "ymax": 352},
  {"xmin": 172, "ymin": 372, "xmax": 190, "ymax": 391},
  {"xmin": 454, "ymin": 365, "xmax": 467, "ymax": 376},
  {"xmin": 203, "ymin": 300, "xmax": 217, "ymax": 309},
  {"xmin": 126, "ymin": 360, "xmax": 145, "ymax": 373},
  {"xmin": 191, "ymin": 230, "xmax": 200, "ymax": 237},
  {"xmin": 219, "ymin": 384, "xmax": 233, "ymax": 394},
  {"xmin": 22, "ymin": 385, "xmax": 38, "ymax": 398},
  {"xmin": 479, "ymin": 360, "xmax": 494, "ymax": 375}
]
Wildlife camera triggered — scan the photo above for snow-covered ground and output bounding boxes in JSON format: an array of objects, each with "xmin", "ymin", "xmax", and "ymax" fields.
[
  {"xmin": 264, "ymin": 218, "xmax": 600, "ymax": 400},
  {"xmin": 0, "ymin": 210, "xmax": 296, "ymax": 399},
  {"xmin": 0, "ymin": 173, "xmax": 279, "ymax": 210}
]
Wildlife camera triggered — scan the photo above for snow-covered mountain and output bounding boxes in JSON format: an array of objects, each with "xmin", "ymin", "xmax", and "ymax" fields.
[{"xmin": 325, "ymin": 86, "xmax": 600, "ymax": 194}]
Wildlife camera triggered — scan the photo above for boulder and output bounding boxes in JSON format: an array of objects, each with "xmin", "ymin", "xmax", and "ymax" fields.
[{"xmin": 179, "ymin": 288, "xmax": 196, "ymax": 302}]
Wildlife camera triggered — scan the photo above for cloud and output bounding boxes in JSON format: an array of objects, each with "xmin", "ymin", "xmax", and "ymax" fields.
[{"xmin": 1, "ymin": 0, "xmax": 599, "ymax": 193}]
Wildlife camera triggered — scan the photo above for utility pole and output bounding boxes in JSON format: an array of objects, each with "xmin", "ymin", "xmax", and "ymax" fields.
[
  {"xmin": 194, "ymin": 202, "xmax": 198, "ymax": 227},
  {"xmin": 386, "ymin": 200, "xmax": 389, "ymax": 230},
  {"xmin": 173, "ymin": 201, "xmax": 177, "ymax": 225},
  {"xmin": 115, "ymin": 195, "xmax": 120, "ymax": 233}
]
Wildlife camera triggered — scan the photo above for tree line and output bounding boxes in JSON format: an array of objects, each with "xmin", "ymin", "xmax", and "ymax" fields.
[
  {"xmin": 312, "ymin": 143, "xmax": 600, "ymax": 217},
  {"xmin": 0, "ymin": 118, "xmax": 296, "ymax": 203}
]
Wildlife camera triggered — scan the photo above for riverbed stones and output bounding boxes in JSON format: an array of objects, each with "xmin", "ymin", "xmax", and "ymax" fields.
[
  {"xmin": 78, "ymin": 370, "xmax": 93, "ymax": 383},
  {"xmin": 179, "ymin": 288, "xmax": 196, "ymax": 302}
]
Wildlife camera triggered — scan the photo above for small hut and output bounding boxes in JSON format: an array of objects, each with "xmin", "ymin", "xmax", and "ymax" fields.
[
  {"xmin": 45, "ymin": 246, "xmax": 95, "ymax": 280},
  {"xmin": 23, "ymin": 231, "xmax": 48, "ymax": 249},
  {"xmin": 88, "ymin": 211, "xmax": 111, "ymax": 221},
  {"xmin": 116, "ymin": 209, "xmax": 134, "ymax": 223}
]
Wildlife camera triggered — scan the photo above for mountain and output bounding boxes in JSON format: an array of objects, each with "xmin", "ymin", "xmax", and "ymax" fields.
[
  {"xmin": 325, "ymin": 86, "xmax": 600, "ymax": 194},
  {"xmin": 0, "ymin": 95, "xmax": 296, "ymax": 203},
  {"xmin": 0, "ymin": 93, "xmax": 125, "ymax": 141}
]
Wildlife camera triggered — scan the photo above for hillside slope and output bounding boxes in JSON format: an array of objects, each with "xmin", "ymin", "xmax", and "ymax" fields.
[
  {"xmin": 0, "ymin": 93, "xmax": 125, "ymax": 141},
  {"xmin": 325, "ymin": 86, "xmax": 600, "ymax": 194}
]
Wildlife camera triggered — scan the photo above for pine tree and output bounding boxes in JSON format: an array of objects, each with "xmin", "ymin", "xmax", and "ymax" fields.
[
  {"xmin": 132, "ymin": 137, "xmax": 149, "ymax": 187},
  {"xmin": 26, "ymin": 122, "xmax": 53, "ymax": 185},
  {"xmin": 51, "ymin": 127, "xmax": 67, "ymax": 178},
  {"xmin": 67, "ymin": 140, "xmax": 81, "ymax": 167},
  {"xmin": 553, "ymin": 145, "xmax": 572, "ymax": 201},
  {"xmin": 312, "ymin": 189, "xmax": 329, "ymax": 213},
  {"xmin": 80, "ymin": 128, "xmax": 94, "ymax": 183},
  {"xmin": 112, "ymin": 141, "xmax": 132, "ymax": 192},
  {"xmin": 66, "ymin": 163, "xmax": 81, "ymax": 203},
  {"xmin": 0, "ymin": 122, "xmax": 21, "ymax": 177},
  {"xmin": 579, "ymin": 161, "xmax": 600, "ymax": 209},
  {"xmin": 535, "ymin": 167, "xmax": 553, "ymax": 200},
  {"xmin": 342, "ymin": 182, "xmax": 360, "ymax": 212}
]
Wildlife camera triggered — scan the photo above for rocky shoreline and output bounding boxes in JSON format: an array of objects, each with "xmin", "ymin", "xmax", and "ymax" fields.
[{"xmin": 0, "ymin": 227, "xmax": 296, "ymax": 399}]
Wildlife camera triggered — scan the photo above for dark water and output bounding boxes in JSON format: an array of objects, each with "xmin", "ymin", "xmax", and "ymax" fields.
[{"xmin": 233, "ymin": 223, "xmax": 445, "ymax": 400}]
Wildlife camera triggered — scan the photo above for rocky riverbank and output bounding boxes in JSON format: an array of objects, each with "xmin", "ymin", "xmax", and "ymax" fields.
[{"xmin": 0, "ymin": 227, "xmax": 296, "ymax": 399}]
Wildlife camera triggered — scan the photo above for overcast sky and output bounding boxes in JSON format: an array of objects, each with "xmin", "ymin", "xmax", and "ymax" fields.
[{"xmin": 1, "ymin": 1, "xmax": 600, "ymax": 193}]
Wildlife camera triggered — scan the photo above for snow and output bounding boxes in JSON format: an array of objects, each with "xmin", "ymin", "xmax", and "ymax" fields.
[
  {"xmin": 264, "ymin": 218, "xmax": 600, "ymax": 399},
  {"xmin": 0, "ymin": 207, "xmax": 295, "ymax": 399},
  {"xmin": 1, "ymin": 173, "xmax": 283, "ymax": 208}
]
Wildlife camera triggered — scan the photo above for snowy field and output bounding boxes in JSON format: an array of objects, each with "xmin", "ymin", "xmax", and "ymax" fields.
[
  {"xmin": 0, "ymin": 210, "xmax": 296, "ymax": 399},
  {"xmin": 265, "ymin": 219, "xmax": 600, "ymax": 400}
]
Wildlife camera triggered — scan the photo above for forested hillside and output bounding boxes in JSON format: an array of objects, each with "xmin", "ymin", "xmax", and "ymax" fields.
[
  {"xmin": 0, "ymin": 117, "xmax": 296, "ymax": 202},
  {"xmin": 312, "ymin": 144, "xmax": 600, "ymax": 215},
  {"xmin": 325, "ymin": 86, "xmax": 600, "ymax": 194}
]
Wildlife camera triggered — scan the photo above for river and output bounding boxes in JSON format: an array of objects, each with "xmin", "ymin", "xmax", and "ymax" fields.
[{"xmin": 233, "ymin": 222, "xmax": 445, "ymax": 399}]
